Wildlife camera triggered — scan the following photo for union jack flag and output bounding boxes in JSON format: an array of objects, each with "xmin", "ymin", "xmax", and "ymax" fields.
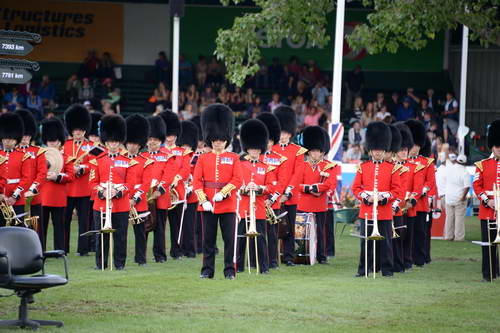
[{"xmin": 327, "ymin": 122, "xmax": 344, "ymax": 162}]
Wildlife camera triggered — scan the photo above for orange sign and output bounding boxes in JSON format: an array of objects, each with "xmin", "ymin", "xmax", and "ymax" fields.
[{"xmin": 0, "ymin": 0, "xmax": 123, "ymax": 63}]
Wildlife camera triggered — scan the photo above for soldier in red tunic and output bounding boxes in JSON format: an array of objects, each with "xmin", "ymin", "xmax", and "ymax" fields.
[
  {"xmin": 236, "ymin": 119, "xmax": 275, "ymax": 274},
  {"xmin": 256, "ymin": 112, "xmax": 287, "ymax": 269},
  {"xmin": 190, "ymin": 115, "xmax": 206, "ymax": 254},
  {"xmin": 15, "ymin": 110, "xmax": 47, "ymax": 242},
  {"xmin": 40, "ymin": 118, "xmax": 73, "ymax": 251},
  {"xmin": 272, "ymin": 106, "xmax": 307, "ymax": 266},
  {"xmin": 352, "ymin": 122, "xmax": 401, "ymax": 277},
  {"xmin": 89, "ymin": 114, "xmax": 134, "ymax": 270},
  {"xmin": 125, "ymin": 114, "xmax": 151, "ymax": 266},
  {"xmin": 63, "ymin": 105, "xmax": 93, "ymax": 255},
  {"xmin": 193, "ymin": 104, "xmax": 242, "ymax": 279},
  {"xmin": 177, "ymin": 120, "xmax": 200, "ymax": 258},
  {"xmin": 0, "ymin": 113, "xmax": 33, "ymax": 226},
  {"xmin": 297, "ymin": 126, "xmax": 338, "ymax": 264},
  {"xmin": 473, "ymin": 120, "xmax": 500, "ymax": 282},
  {"xmin": 87, "ymin": 111, "xmax": 103, "ymax": 252}
]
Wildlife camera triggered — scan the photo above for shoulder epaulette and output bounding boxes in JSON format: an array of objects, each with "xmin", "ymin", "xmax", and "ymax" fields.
[
  {"xmin": 144, "ymin": 158, "xmax": 154, "ymax": 168},
  {"xmin": 400, "ymin": 166, "xmax": 409, "ymax": 175},
  {"xmin": 89, "ymin": 159, "xmax": 98, "ymax": 166},
  {"xmin": 129, "ymin": 159, "xmax": 139, "ymax": 167},
  {"xmin": 0, "ymin": 155, "xmax": 7, "ymax": 165},
  {"xmin": 183, "ymin": 148, "xmax": 192, "ymax": 156},
  {"xmin": 426, "ymin": 158, "xmax": 435, "ymax": 167},
  {"xmin": 392, "ymin": 163, "xmax": 403, "ymax": 174},
  {"xmin": 296, "ymin": 147, "xmax": 308, "ymax": 156},
  {"xmin": 474, "ymin": 160, "xmax": 484, "ymax": 172},
  {"xmin": 120, "ymin": 149, "xmax": 129, "ymax": 156},
  {"xmin": 37, "ymin": 147, "xmax": 47, "ymax": 156},
  {"xmin": 22, "ymin": 152, "xmax": 33, "ymax": 161},
  {"xmin": 267, "ymin": 165, "xmax": 276, "ymax": 172},
  {"xmin": 415, "ymin": 163, "xmax": 426, "ymax": 172},
  {"xmin": 323, "ymin": 162, "xmax": 338, "ymax": 171},
  {"xmin": 356, "ymin": 163, "xmax": 363, "ymax": 174}
]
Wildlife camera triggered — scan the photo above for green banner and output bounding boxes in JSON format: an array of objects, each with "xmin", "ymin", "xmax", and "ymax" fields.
[{"xmin": 180, "ymin": 6, "xmax": 444, "ymax": 71}]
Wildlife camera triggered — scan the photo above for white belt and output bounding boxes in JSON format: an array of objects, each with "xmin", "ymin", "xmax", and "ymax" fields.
[
  {"xmin": 485, "ymin": 191, "xmax": 495, "ymax": 196},
  {"xmin": 7, "ymin": 178, "xmax": 20, "ymax": 184},
  {"xmin": 364, "ymin": 191, "xmax": 390, "ymax": 196},
  {"xmin": 99, "ymin": 183, "xmax": 124, "ymax": 188},
  {"xmin": 134, "ymin": 184, "xmax": 142, "ymax": 189}
]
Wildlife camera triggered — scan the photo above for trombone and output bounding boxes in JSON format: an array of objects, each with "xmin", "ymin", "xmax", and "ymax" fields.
[{"xmin": 244, "ymin": 176, "xmax": 260, "ymax": 274}]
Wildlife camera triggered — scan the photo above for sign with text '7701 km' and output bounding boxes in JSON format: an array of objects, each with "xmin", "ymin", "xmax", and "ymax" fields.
[{"xmin": 0, "ymin": 30, "xmax": 41, "ymax": 84}]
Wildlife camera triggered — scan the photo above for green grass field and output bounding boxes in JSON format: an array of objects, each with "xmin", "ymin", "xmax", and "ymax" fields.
[{"xmin": 1, "ymin": 217, "xmax": 498, "ymax": 333}]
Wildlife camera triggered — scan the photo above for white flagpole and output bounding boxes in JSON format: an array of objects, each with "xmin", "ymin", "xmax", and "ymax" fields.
[{"xmin": 330, "ymin": 0, "xmax": 345, "ymax": 124}]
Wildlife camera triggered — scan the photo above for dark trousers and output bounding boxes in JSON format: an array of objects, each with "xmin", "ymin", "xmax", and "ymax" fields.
[
  {"xmin": 181, "ymin": 203, "xmax": 197, "ymax": 257},
  {"xmin": 413, "ymin": 212, "xmax": 427, "ymax": 266},
  {"xmin": 425, "ymin": 212, "xmax": 432, "ymax": 263},
  {"xmin": 30, "ymin": 204, "xmax": 43, "ymax": 245},
  {"xmin": 392, "ymin": 216, "xmax": 405, "ymax": 273},
  {"xmin": 93, "ymin": 210, "xmax": 128, "ymax": 269},
  {"xmin": 357, "ymin": 219, "xmax": 393, "ymax": 276},
  {"xmin": 201, "ymin": 212, "xmax": 236, "ymax": 277},
  {"xmin": 325, "ymin": 209, "xmax": 335, "ymax": 257},
  {"xmin": 237, "ymin": 219, "xmax": 269, "ymax": 273},
  {"xmin": 195, "ymin": 210, "xmax": 203, "ymax": 254},
  {"xmin": 153, "ymin": 209, "xmax": 167, "ymax": 261},
  {"xmin": 168, "ymin": 205, "xmax": 183, "ymax": 258},
  {"xmin": 64, "ymin": 196, "xmax": 91, "ymax": 254},
  {"xmin": 41, "ymin": 206, "xmax": 65, "ymax": 252},
  {"xmin": 480, "ymin": 219, "xmax": 499, "ymax": 280},
  {"xmin": 282, "ymin": 204, "xmax": 297, "ymax": 262},
  {"xmin": 0, "ymin": 205, "xmax": 24, "ymax": 227},
  {"xmin": 267, "ymin": 211, "xmax": 280, "ymax": 267},
  {"xmin": 315, "ymin": 211, "xmax": 327, "ymax": 262},
  {"xmin": 88, "ymin": 200, "xmax": 96, "ymax": 252},
  {"xmin": 133, "ymin": 211, "xmax": 147, "ymax": 264},
  {"xmin": 402, "ymin": 216, "xmax": 415, "ymax": 269}
]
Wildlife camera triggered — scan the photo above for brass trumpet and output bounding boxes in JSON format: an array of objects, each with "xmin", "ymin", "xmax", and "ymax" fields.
[
  {"xmin": 0, "ymin": 201, "xmax": 26, "ymax": 227},
  {"xmin": 129, "ymin": 207, "xmax": 150, "ymax": 225},
  {"xmin": 265, "ymin": 202, "xmax": 279, "ymax": 225}
]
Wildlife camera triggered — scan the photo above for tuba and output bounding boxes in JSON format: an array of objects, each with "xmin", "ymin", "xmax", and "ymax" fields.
[{"xmin": 0, "ymin": 201, "xmax": 27, "ymax": 227}]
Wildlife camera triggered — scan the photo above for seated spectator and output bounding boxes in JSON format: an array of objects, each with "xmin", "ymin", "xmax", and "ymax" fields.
[
  {"xmin": 304, "ymin": 104, "xmax": 324, "ymax": 126},
  {"xmin": 65, "ymin": 74, "xmax": 80, "ymax": 104},
  {"xmin": 295, "ymin": 80, "xmax": 311, "ymax": 102},
  {"xmin": 387, "ymin": 92, "xmax": 400, "ymax": 117},
  {"xmin": 352, "ymin": 96, "xmax": 364, "ymax": 121},
  {"xmin": 102, "ymin": 88, "xmax": 121, "ymax": 108},
  {"xmin": 443, "ymin": 91, "xmax": 459, "ymax": 143},
  {"xmin": 180, "ymin": 103, "xmax": 195, "ymax": 120},
  {"xmin": 311, "ymin": 80, "xmax": 329, "ymax": 107},
  {"xmin": 186, "ymin": 84, "xmax": 199, "ymax": 114},
  {"xmin": 179, "ymin": 54, "xmax": 193, "ymax": 87},
  {"xmin": 79, "ymin": 78, "xmax": 95, "ymax": 103},
  {"xmin": 404, "ymin": 87, "xmax": 420, "ymax": 109},
  {"xmin": 268, "ymin": 92, "xmax": 282, "ymax": 112},
  {"xmin": 102, "ymin": 100, "xmax": 116, "ymax": 115},
  {"xmin": 80, "ymin": 49, "xmax": 101, "ymax": 79},
  {"xmin": 26, "ymin": 89, "xmax": 43, "ymax": 120},
  {"xmin": 422, "ymin": 111, "xmax": 432, "ymax": 130},
  {"xmin": 83, "ymin": 100, "xmax": 95, "ymax": 113},
  {"xmin": 243, "ymin": 88, "xmax": 255, "ymax": 105},
  {"xmin": 196, "ymin": 55, "xmax": 208, "ymax": 87},
  {"xmin": 348, "ymin": 120, "xmax": 365, "ymax": 147},
  {"xmin": 396, "ymin": 97, "xmax": 415, "ymax": 121},
  {"xmin": 375, "ymin": 105, "xmax": 392, "ymax": 123},
  {"xmin": 426, "ymin": 88, "xmax": 439, "ymax": 111},
  {"xmin": 417, "ymin": 98, "xmax": 433, "ymax": 120},
  {"xmin": 374, "ymin": 92, "xmax": 386, "ymax": 113},
  {"xmin": 201, "ymin": 86, "xmax": 216, "ymax": 104},
  {"xmin": 305, "ymin": 59, "xmax": 322, "ymax": 83},
  {"xmin": 361, "ymin": 102, "xmax": 375, "ymax": 128},
  {"xmin": 38, "ymin": 75, "xmax": 56, "ymax": 108},
  {"xmin": 3, "ymin": 87, "xmax": 25, "ymax": 111},
  {"xmin": 292, "ymin": 95, "xmax": 306, "ymax": 117},
  {"xmin": 246, "ymin": 96, "xmax": 265, "ymax": 118},
  {"xmin": 216, "ymin": 86, "xmax": 230, "ymax": 104},
  {"xmin": 18, "ymin": 80, "xmax": 35, "ymax": 97},
  {"xmin": 229, "ymin": 94, "xmax": 246, "ymax": 112},
  {"xmin": 155, "ymin": 51, "xmax": 170, "ymax": 83},
  {"xmin": 100, "ymin": 52, "xmax": 116, "ymax": 80},
  {"xmin": 343, "ymin": 144, "xmax": 363, "ymax": 163}
]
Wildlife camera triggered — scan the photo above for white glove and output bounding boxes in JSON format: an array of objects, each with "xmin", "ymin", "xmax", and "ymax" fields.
[
  {"xmin": 202, "ymin": 201, "xmax": 214, "ymax": 212},
  {"xmin": 213, "ymin": 192, "xmax": 224, "ymax": 202},
  {"xmin": 186, "ymin": 185, "xmax": 193, "ymax": 196}
]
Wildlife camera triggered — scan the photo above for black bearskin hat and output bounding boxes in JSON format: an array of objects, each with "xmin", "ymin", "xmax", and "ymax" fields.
[
  {"xmin": 15, "ymin": 109, "xmax": 38, "ymax": 139},
  {"xmin": 366, "ymin": 121, "xmax": 392, "ymax": 152},
  {"xmin": 100, "ymin": 114, "xmax": 126, "ymax": 143},
  {"xmin": 147, "ymin": 116, "xmax": 166, "ymax": 143},
  {"xmin": 0, "ymin": 112, "xmax": 24, "ymax": 144},
  {"xmin": 190, "ymin": 115, "xmax": 203, "ymax": 142},
  {"xmin": 321, "ymin": 127, "xmax": 331, "ymax": 154},
  {"xmin": 405, "ymin": 119, "xmax": 426, "ymax": 148},
  {"xmin": 421, "ymin": 136, "xmax": 432, "ymax": 157},
  {"xmin": 125, "ymin": 114, "xmax": 149, "ymax": 148},
  {"xmin": 41, "ymin": 118, "xmax": 66, "ymax": 145},
  {"xmin": 273, "ymin": 106, "xmax": 297, "ymax": 136},
  {"xmin": 302, "ymin": 126, "xmax": 326, "ymax": 152},
  {"xmin": 388, "ymin": 124, "xmax": 402, "ymax": 153},
  {"xmin": 89, "ymin": 112, "xmax": 103, "ymax": 137},
  {"xmin": 394, "ymin": 122, "xmax": 414, "ymax": 151},
  {"xmin": 257, "ymin": 112, "xmax": 281, "ymax": 145},
  {"xmin": 487, "ymin": 120, "xmax": 500, "ymax": 149},
  {"xmin": 201, "ymin": 104, "xmax": 234, "ymax": 148},
  {"xmin": 177, "ymin": 120, "xmax": 199, "ymax": 151},
  {"xmin": 64, "ymin": 104, "xmax": 91, "ymax": 134},
  {"xmin": 240, "ymin": 119, "xmax": 269, "ymax": 153},
  {"xmin": 159, "ymin": 110, "xmax": 182, "ymax": 138}
]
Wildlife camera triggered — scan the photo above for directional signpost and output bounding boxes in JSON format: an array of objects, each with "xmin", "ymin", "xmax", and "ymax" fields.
[{"xmin": 0, "ymin": 30, "xmax": 42, "ymax": 85}]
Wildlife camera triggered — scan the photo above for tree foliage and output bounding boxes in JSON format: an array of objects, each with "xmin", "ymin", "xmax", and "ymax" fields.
[{"xmin": 216, "ymin": 0, "xmax": 500, "ymax": 86}]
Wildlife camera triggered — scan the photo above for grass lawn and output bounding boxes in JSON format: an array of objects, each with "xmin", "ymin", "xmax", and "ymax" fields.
[{"xmin": 0, "ymin": 217, "xmax": 498, "ymax": 333}]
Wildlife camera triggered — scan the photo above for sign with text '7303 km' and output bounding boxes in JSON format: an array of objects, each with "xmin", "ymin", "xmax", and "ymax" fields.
[{"xmin": 0, "ymin": 30, "xmax": 41, "ymax": 84}]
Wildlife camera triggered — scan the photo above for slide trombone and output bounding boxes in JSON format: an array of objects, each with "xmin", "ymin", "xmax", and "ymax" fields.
[{"xmin": 244, "ymin": 175, "xmax": 260, "ymax": 274}]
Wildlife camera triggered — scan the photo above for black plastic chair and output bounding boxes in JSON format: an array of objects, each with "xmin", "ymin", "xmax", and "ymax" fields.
[{"xmin": 0, "ymin": 227, "xmax": 68, "ymax": 330}]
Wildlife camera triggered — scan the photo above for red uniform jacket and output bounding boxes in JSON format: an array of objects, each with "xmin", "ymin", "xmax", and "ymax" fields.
[
  {"xmin": 416, "ymin": 156, "xmax": 437, "ymax": 213},
  {"xmin": 297, "ymin": 158, "xmax": 339, "ymax": 213},
  {"xmin": 89, "ymin": 152, "xmax": 134, "ymax": 213},
  {"xmin": 262, "ymin": 151, "xmax": 287, "ymax": 210},
  {"xmin": 193, "ymin": 151, "xmax": 242, "ymax": 214},
  {"xmin": 128, "ymin": 154, "xmax": 154, "ymax": 213},
  {"xmin": 271, "ymin": 143, "xmax": 307, "ymax": 206},
  {"xmin": 352, "ymin": 160, "xmax": 401, "ymax": 220},
  {"xmin": 393, "ymin": 162, "xmax": 408, "ymax": 217},
  {"xmin": 19, "ymin": 145, "xmax": 48, "ymax": 206},
  {"xmin": 186, "ymin": 150, "xmax": 199, "ymax": 204},
  {"xmin": 41, "ymin": 152, "xmax": 74, "ymax": 207},
  {"xmin": 473, "ymin": 157, "xmax": 499, "ymax": 220},
  {"xmin": 238, "ymin": 155, "xmax": 275, "ymax": 220},
  {"xmin": 140, "ymin": 150, "xmax": 176, "ymax": 210},
  {"xmin": 63, "ymin": 139, "xmax": 94, "ymax": 197},
  {"xmin": 406, "ymin": 157, "xmax": 427, "ymax": 216},
  {"xmin": 0, "ymin": 148, "xmax": 34, "ymax": 205},
  {"xmin": 162, "ymin": 145, "xmax": 191, "ymax": 202}
]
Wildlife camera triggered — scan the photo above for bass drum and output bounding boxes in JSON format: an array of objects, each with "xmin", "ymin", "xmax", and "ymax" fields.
[{"xmin": 294, "ymin": 213, "xmax": 317, "ymax": 266}]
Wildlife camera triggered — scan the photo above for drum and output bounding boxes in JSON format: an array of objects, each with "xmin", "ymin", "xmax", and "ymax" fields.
[{"xmin": 294, "ymin": 213, "xmax": 317, "ymax": 265}]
